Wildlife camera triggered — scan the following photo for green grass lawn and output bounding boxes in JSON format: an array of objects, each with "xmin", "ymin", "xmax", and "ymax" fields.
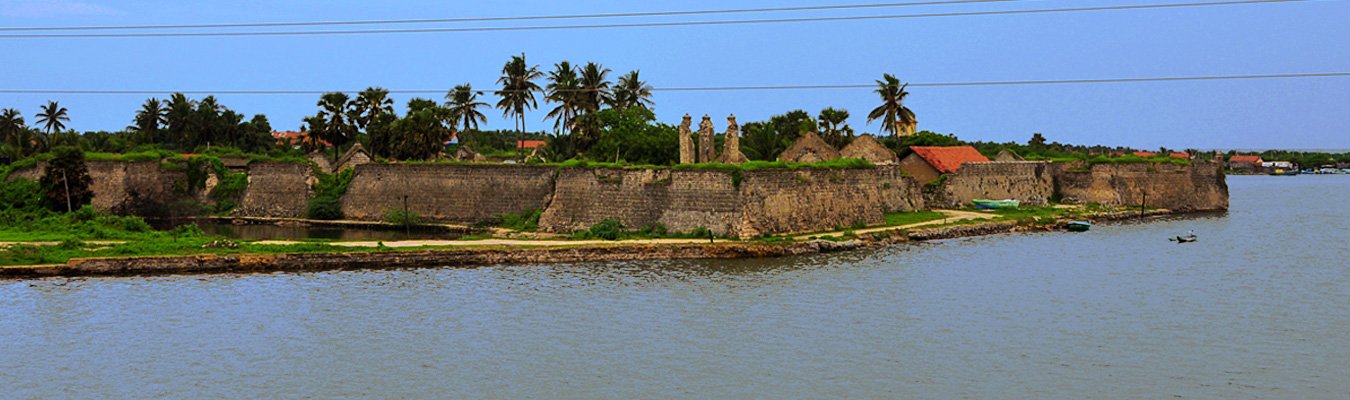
[{"xmin": 883, "ymin": 210, "xmax": 950, "ymax": 226}]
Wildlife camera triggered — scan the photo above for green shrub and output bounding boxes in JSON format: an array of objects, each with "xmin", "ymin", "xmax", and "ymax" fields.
[
  {"xmin": 209, "ymin": 171, "xmax": 248, "ymax": 213},
  {"xmin": 307, "ymin": 169, "xmax": 356, "ymax": 220},
  {"xmin": 499, "ymin": 209, "xmax": 542, "ymax": 231},
  {"xmin": 307, "ymin": 197, "xmax": 344, "ymax": 220},
  {"xmin": 585, "ymin": 219, "xmax": 624, "ymax": 240},
  {"xmin": 384, "ymin": 208, "xmax": 422, "ymax": 226}
]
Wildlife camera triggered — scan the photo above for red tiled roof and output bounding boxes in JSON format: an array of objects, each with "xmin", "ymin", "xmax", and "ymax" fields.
[
  {"xmin": 909, "ymin": 146, "xmax": 990, "ymax": 174},
  {"xmin": 273, "ymin": 131, "xmax": 330, "ymax": 147},
  {"xmin": 517, "ymin": 140, "xmax": 547, "ymax": 149},
  {"xmin": 1132, "ymin": 151, "xmax": 1157, "ymax": 158},
  {"xmin": 1170, "ymin": 152, "xmax": 1191, "ymax": 159},
  {"xmin": 1229, "ymin": 155, "xmax": 1262, "ymax": 163}
]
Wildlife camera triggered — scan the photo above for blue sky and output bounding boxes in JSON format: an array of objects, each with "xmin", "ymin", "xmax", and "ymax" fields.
[{"xmin": 1, "ymin": 0, "xmax": 1347, "ymax": 150}]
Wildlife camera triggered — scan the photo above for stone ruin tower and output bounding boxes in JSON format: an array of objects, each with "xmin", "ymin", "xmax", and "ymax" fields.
[
  {"xmin": 716, "ymin": 114, "xmax": 749, "ymax": 164},
  {"xmin": 698, "ymin": 115, "xmax": 716, "ymax": 163},
  {"xmin": 678, "ymin": 114, "xmax": 694, "ymax": 164}
]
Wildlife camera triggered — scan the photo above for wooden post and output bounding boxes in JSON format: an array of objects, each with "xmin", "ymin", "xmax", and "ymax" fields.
[
  {"xmin": 62, "ymin": 170, "xmax": 72, "ymax": 213},
  {"xmin": 1140, "ymin": 191, "xmax": 1147, "ymax": 219},
  {"xmin": 403, "ymin": 195, "xmax": 410, "ymax": 235}
]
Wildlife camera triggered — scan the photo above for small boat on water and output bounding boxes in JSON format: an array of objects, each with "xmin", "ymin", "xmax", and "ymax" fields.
[
  {"xmin": 1065, "ymin": 221, "xmax": 1091, "ymax": 232},
  {"xmin": 1170, "ymin": 234, "xmax": 1198, "ymax": 243},
  {"xmin": 973, "ymin": 199, "xmax": 1020, "ymax": 210}
]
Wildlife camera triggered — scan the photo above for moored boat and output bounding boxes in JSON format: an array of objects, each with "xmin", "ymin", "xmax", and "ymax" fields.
[
  {"xmin": 1065, "ymin": 221, "xmax": 1091, "ymax": 232},
  {"xmin": 972, "ymin": 199, "xmax": 1020, "ymax": 210}
]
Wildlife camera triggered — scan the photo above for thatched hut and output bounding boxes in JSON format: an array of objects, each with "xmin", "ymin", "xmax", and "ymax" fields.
[
  {"xmin": 839, "ymin": 134, "xmax": 898, "ymax": 165},
  {"xmin": 777, "ymin": 132, "xmax": 840, "ymax": 163}
]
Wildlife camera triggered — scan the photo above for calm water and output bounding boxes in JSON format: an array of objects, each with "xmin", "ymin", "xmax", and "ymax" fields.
[{"xmin": 2, "ymin": 176, "xmax": 1347, "ymax": 399}]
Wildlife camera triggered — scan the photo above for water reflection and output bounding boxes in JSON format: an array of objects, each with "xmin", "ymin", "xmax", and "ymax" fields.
[{"xmin": 2, "ymin": 176, "xmax": 1347, "ymax": 399}]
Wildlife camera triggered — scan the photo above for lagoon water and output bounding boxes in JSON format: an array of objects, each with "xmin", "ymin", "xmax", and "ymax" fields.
[{"xmin": 2, "ymin": 176, "xmax": 1347, "ymax": 399}]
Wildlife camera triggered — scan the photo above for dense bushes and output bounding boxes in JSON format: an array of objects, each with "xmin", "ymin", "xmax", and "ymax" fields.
[{"xmin": 307, "ymin": 168, "xmax": 355, "ymax": 220}]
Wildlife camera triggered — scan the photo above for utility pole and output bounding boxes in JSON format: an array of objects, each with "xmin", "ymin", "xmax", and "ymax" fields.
[{"xmin": 62, "ymin": 170, "xmax": 72, "ymax": 213}]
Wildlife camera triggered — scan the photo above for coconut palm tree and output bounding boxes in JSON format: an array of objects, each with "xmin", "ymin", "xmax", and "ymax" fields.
[
  {"xmin": 132, "ymin": 98, "xmax": 167, "ymax": 144},
  {"xmin": 353, "ymin": 87, "xmax": 395, "ymax": 131},
  {"xmin": 818, "ymin": 107, "xmax": 852, "ymax": 147},
  {"xmin": 495, "ymin": 53, "xmax": 543, "ymax": 160},
  {"xmin": 867, "ymin": 74, "xmax": 916, "ymax": 137},
  {"xmin": 577, "ymin": 62, "xmax": 613, "ymax": 113},
  {"xmin": 545, "ymin": 61, "xmax": 581, "ymax": 135},
  {"xmin": 445, "ymin": 83, "xmax": 488, "ymax": 133},
  {"xmin": 1, "ymin": 108, "xmax": 26, "ymax": 156},
  {"xmin": 164, "ymin": 93, "xmax": 196, "ymax": 148},
  {"xmin": 612, "ymin": 70, "xmax": 654, "ymax": 110},
  {"xmin": 35, "ymin": 101, "xmax": 70, "ymax": 135},
  {"xmin": 317, "ymin": 92, "xmax": 357, "ymax": 161}
]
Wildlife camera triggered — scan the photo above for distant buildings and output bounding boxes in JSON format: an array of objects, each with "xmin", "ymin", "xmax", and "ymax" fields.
[{"xmin": 1227, "ymin": 155, "xmax": 1263, "ymax": 173}]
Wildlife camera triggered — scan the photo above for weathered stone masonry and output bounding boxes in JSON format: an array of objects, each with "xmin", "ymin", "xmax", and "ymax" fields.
[
  {"xmin": 235, "ymin": 162, "xmax": 315, "ymax": 218},
  {"xmin": 8, "ymin": 159, "xmax": 1228, "ymax": 237},
  {"xmin": 339, "ymin": 163, "xmax": 557, "ymax": 223}
]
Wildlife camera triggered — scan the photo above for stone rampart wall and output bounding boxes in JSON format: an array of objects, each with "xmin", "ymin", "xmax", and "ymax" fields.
[
  {"xmin": 1055, "ymin": 161, "xmax": 1228, "ymax": 211},
  {"xmin": 538, "ymin": 168, "xmax": 742, "ymax": 234},
  {"xmin": 236, "ymin": 162, "xmax": 314, "ymax": 218},
  {"xmin": 339, "ymin": 164, "xmax": 557, "ymax": 223},
  {"xmin": 9, "ymin": 160, "xmax": 187, "ymax": 215},
  {"xmin": 8, "ymin": 158, "xmax": 1227, "ymax": 234},
  {"xmin": 736, "ymin": 167, "xmax": 922, "ymax": 237},
  {"xmin": 536, "ymin": 166, "xmax": 922, "ymax": 237},
  {"xmin": 932, "ymin": 161, "xmax": 1055, "ymax": 208}
]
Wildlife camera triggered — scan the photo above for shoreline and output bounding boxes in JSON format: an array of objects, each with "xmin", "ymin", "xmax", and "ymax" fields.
[{"xmin": 0, "ymin": 209, "xmax": 1198, "ymax": 280}]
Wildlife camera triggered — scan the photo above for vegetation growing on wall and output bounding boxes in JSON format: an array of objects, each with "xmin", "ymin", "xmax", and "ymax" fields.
[{"xmin": 307, "ymin": 168, "xmax": 356, "ymax": 220}]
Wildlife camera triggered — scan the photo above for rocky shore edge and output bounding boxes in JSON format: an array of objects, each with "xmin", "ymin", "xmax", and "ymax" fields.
[{"xmin": 1, "ymin": 209, "xmax": 1194, "ymax": 280}]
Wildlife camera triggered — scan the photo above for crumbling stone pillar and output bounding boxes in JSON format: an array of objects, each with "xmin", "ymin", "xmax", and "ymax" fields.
[
  {"xmin": 698, "ymin": 115, "xmax": 716, "ymax": 163},
  {"xmin": 678, "ymin": 114, "xmax": 694, "ymax": 164},
  {"xmin": 717, "ymin": 114, "xmax": 749, "ymax": 164}
]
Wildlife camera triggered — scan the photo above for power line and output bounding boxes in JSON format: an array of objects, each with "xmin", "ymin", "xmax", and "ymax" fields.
[
  {"xmin": 2, "ymin": 72, "xmax": 1346, "ymax": 96},
  {"xmin": 0, "ymin": 0, "xmax": 1314, "ymax": 38},
  {"xmin": 0, "ymin": 0, "xmax": 1015, "ymax": 32}
]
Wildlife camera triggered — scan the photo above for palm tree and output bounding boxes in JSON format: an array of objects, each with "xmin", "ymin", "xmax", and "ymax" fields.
[
  {"xmin": 545, "ymin": 61, "xmax": 581, "ymax": 135},
  {"xmin": 867, "ymin": 74, "xmax": 916, "ymax": 137},
  {"xmin": 35, "ymin": 100, "xmax": 70, "ymax": 135},
  {"xmin": 165, "ymin": 93, "xmax": 196, "ymax": 149},
  {"xmin": 445, "ymin": 83, "xmax": 488, "ymax": 133},
  {"xmin": 193, "ymin": 96, "xmax": 223, "ymax": 148},
  {"xmin": 1, "ymin": 108, "xmax": 26, "ymax": 156},
  {"xmin": 495, "ymin": 53, "xmax": 543, "ymax": 160},
  {"xmin": 818, "ymin": 107, "xmax": 852, "ymax": 147},
  {"xmin": 353, "ymin": 87, "xmax": 395, "ymax": 131},
  {"xmin": 317, "ymin": 92, "xmax": 357, "ymax": 161},
  {"xmin": 577, "ymin": 62, "xmax": 613, "ymax": 113},
  {"xmin": 612, "ymin": 70, "xmax": 654, "ymax": 110},
  {"xmin": 132, "ymin": 98, "xmax": 167, "ymax": 144}
]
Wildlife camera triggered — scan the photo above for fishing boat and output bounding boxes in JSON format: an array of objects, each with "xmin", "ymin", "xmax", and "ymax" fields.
[
  {"xmin": 1065, "ymin": 221, "xmax": 1091, "ymax": 232},
  {"xmin": 1169, "ymin": 234, "xmax": 1198, "ymax": 243},
  {"xmin": 972, "ymin": 199, "xmax": 1020, "ymax": 210}
]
